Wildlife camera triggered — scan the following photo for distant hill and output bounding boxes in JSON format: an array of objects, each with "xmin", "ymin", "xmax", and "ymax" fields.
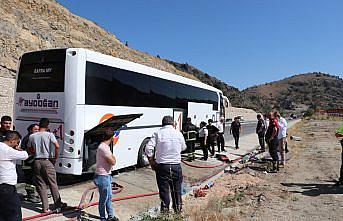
[
  {"xmin": 166, "ymin": 60, "xmax": 343, "ymax": 115},
  {"xmin": 241, "ymin": 72, "xmax": 343, "ymax": 114}
]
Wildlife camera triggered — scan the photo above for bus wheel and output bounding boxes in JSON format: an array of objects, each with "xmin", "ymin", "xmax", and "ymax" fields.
[{"xmin": 137, "ymin": 138, "xmax": 150, "ymax": 167}]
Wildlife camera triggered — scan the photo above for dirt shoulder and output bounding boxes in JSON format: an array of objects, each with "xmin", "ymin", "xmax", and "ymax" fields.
[{"xmin": 179, "ymin": 118, "xmax": 343, "ymax": 221}]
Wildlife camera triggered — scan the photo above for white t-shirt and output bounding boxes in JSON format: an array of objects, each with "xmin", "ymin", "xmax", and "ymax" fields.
[
  {"xmin": 216, "ymin": 122, "xmax": 224, "ymax": 133},
  {"xmin": 278, "ymin": 117, "xmax": 288, "ymax": 139},
  {"xmin": 0, "ymin": 142, "xmax": 28, "ymax": 185},
  {"xmin": 199, "ymin": 126, "xmax": 208, "ymax": 138},
  {"xmin": 145, "ymin": 125, "xmax": 187, "ymax": 164}
]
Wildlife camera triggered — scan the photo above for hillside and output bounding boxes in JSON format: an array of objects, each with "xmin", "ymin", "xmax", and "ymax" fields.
[
  {"xmin": 0, "ymin": 0, "xmax": 342, "ymax": 117},
  {"xmin": 0, "ymin": 0, "xmax": 196, "ymax": 80},
  {"xmin": 165, "ymin": 60, "xmax": 248, "ymax": 106},
  {"xmin": 241, "ymin": 72, "xmax": 343, "ymax": 114}
]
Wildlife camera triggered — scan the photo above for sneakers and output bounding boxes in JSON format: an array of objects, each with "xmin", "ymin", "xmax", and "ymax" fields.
[
  {"xmin": 107, "ymin": 216, "xmax": 120, "ymax": 221},
  {"xmin": 54, "ymin": 202, "xmax": 68, "ymax": 213}
]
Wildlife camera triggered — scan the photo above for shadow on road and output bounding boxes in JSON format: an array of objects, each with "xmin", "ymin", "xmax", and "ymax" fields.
[{"xmin": 281, "ymin": 182, "xmax": 343, "ymax": 196}]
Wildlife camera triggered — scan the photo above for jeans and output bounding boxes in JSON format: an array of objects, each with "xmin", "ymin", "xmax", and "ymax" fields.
[
  {"xmin": 0, "ymin": 184, "xmax": 22, "ymax": 221},
  {"xmin": 155, "ymin": 164, "xmax": 183, "ymax": 213},
  {"xmin": 268, "ymin": 138, "xmax": 279, "ymax": 162},
  {"xmin": 94, "ymin": 174, "xmax": 114, "ymax": 220}
]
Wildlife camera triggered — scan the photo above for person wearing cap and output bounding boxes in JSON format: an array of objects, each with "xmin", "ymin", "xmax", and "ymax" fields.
[
  {"xmin": 145, "ymin": 116, "xmax": 187, "ymax": 213},
  {"xmin": 216, "ymin": 117, "xmax": 226, "ymax": 152}
]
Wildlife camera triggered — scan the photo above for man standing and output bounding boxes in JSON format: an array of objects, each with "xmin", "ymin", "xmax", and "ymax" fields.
[
  {"xmin": 265, "ymin": 112, "xmax": 280, "ymax": 172},
  {"xmin": 335, "ymin": 124, "xmax": 343, "ymax": 186},
  {"xmin": 0, "ymin": 131, "xmax": 28, "ymax": 221},
  {"xmin": 198, "ymin": 121, "xmax": 209, "ymax": 161},
  {"xmin": 28, "ymin": 118, "xmax": 65, "ymax": 212},
  {"xmin": 230, "ymin": 117, "xmax": 242, "ymax": 149},
  {"xmin": 0, "ymin": 116, "xmax": 12, "ymax": 142},
  {"xmin": 145, "ymin": 116, "xmax": 187, "ymax": 213},
  {"xmin": 94, "ymin": 128, "xmax": 119, "ymax": 221},
  {"xmin": 206, "ymin": 119, "xmax": 219, "ymax": 156},
  {"xmin": 256, "ymin": 114, "xmax": 266, "ymax": 152},
  {"xmin": 216, "ymin": 117, "xmax": 226, "ymax": 152},
  {"xmin": 21, "ymin": 123, "xmax": 41, "ymax": 203},
  {"xmin": 182, "ymin": 118, "xmax": 197, "ymax": 162},
  {"xmin": 275, "ymin": 112, "xmax": 287, "ymax": 166}
]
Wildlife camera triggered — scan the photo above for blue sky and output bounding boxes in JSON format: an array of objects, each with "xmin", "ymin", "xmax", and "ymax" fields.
[{"xmin": 57, "ymin": 0, "xmax": 343, "ymax": 89}]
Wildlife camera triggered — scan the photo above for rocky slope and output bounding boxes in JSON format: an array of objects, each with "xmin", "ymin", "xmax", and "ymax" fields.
[{"xmin": 0, "ymin": 0, "xmax": 196, "ymax": 80}]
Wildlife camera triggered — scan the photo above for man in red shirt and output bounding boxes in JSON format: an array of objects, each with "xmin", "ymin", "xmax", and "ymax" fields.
[{"xmin": 265, "ymin": 112, "xmax": 280, "ymax": 172}]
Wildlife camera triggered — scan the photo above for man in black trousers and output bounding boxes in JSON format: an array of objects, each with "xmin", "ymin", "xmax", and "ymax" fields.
[
  {"xmin": 256, "ymin": 114, "xmax": 266, "ymax": 152},
  {"xmin": 230, "ymin": 117, "xmax": 242, "ymax": 149},
  {"xmin": 145, "ymin": 116, "xmax": 187, "ymax": 213},
  {"xmin": 0, "ymin": 131, "xmax": 28, "ymax": 221}
]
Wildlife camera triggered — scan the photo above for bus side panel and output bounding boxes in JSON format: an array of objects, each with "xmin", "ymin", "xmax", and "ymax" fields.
[
  {"xmin": 83, "ymin": 105, "xmax": 172, "ymax": 171},
  {"xmin": 188, "ymin": 102, "xmax": 214, "ymax": 126}
]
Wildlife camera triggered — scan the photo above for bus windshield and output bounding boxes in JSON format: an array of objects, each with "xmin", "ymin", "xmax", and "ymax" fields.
[{"xmin": 16, "ymin": 49, "xmax": 66, "ymax": 92}]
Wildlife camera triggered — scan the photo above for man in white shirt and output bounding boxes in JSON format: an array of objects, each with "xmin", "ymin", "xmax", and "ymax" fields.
[
  {"xmin": 145, "ymin": 116, "xmax": 187, "ymax": 213},
  {"xmin": 275, "ymin": 112, "xmax": 288, "ymax": 166},
  {"xmin": 216, "ymin": 117, "xmax": 225, "ymax": 152},
  {"xmin": 0, "ymin": 131, "xmax": 28, "ymax": 221}
]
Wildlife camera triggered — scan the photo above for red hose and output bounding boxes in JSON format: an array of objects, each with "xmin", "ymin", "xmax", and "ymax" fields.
[
  {"xmin": 23, "ymin": 151, "xmax": 258, "ymax": 220},
  {"xmin": 22, "ymin": 192, "xmax": 159, "ymax": 221}
]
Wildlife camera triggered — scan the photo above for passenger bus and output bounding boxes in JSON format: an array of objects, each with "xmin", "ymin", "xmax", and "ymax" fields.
[{"xmin": 14, "ymin": 48, "xmax": 225, "ymax": 175}]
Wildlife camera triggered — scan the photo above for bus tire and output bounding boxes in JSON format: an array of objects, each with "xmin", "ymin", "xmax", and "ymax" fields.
[{"xmin": 137, "ymin": 138, "xmax": 150, "ymax": 167}]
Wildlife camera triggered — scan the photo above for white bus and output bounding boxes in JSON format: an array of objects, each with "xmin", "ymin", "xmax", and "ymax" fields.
[{"xmin": 14, "ymin": 48, "xmax": 225, "ymax": 175}]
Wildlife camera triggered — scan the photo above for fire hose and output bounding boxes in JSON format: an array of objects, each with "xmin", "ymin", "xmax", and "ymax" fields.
[
  {"xmin": 22, "ymin": 182, "xmax": 158, "ymax": 221},
  {"xmin": 23, "ymin": 150, "xmax": 261, "ymax": 220}
]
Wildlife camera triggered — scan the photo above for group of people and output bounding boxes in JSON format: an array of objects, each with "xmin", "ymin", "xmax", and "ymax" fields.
[
  {"xmin": 256, "ymin": 111, "xmax": 288, "ymax": 173},
  {"xmin": 144, "ymin": 115, "xmax": 244, "ymax": 215},
  {"xmin": 0, "ymin": 116, "xmax": 66, "ymax": 221},
  {"xmin": 182, "ymin": 117, "xmax": 229, "ymax": 162},
  {"xmin": 0, "ymin": 111, "xmax": 291, "ymax": 220},
  {"xmin": 0, "ymin": 115, "xmax": 119, "ymax": 221}
]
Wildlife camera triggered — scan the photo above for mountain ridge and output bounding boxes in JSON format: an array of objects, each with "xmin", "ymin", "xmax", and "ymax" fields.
[{"xmin": 0, "ymin": 0, "xmax": 342, "ymax": 117}]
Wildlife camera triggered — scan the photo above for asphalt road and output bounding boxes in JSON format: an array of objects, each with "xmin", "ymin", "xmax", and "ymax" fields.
[{"xmin": 225, "ymin": 122, "xmax": 257, "ymax": 141}]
